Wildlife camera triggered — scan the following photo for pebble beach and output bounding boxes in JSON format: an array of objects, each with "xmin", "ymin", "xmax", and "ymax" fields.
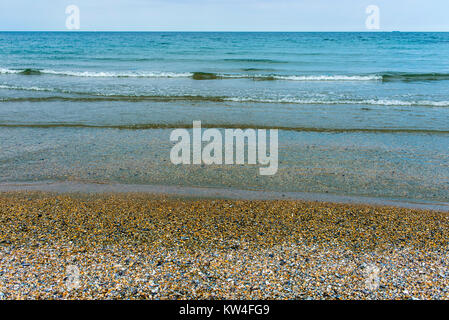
[{"xmin": 1, "ymin": 192, "xmax": 449, "ymax": 300}]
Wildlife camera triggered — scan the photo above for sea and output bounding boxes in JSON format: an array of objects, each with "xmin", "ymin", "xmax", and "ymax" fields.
[{"xmin": 0, "ymin": 32, "xmax": 448, "ymax": 208}]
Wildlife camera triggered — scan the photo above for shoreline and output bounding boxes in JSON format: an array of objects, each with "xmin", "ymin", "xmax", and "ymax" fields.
[
  {"xmin": 0, "ymin": 181, "xmax": 448, "ymax": 212},
  {"xmin": 1, "ymin": 192, "xmax": 449, "ymax": 299}
]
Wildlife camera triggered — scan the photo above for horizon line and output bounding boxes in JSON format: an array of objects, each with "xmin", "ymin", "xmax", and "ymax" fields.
[{"xmin": 1, "ymin": 30, "xmax": 449, "ymax": 33}]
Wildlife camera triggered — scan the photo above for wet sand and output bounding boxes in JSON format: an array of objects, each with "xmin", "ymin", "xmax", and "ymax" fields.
[
  {"xmin": 1, "ymin": 192, "xmax": 449, "ymax": 300},
  {"xmin": 1, "ymin": 181, "xmax": 448, "ymax": 212}
]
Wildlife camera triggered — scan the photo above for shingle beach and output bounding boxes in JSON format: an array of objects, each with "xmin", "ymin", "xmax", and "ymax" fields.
[{"xmin": 1, "ymin": 192, "xmax": 449, "ymax": 300}]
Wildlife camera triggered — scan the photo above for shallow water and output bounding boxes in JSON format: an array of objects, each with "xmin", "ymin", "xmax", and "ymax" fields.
[{"xmin": 0, "ymin": 32, "xmax": 448, "ymax": 204}]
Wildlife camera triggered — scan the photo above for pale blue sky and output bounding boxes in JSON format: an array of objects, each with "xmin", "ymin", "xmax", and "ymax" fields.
[{"xmin": 0, "ymin": 0, "xmax": 448, "ymax": 31}]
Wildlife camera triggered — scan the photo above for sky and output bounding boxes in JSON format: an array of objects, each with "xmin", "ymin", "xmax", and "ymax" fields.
[{"xmin": 0, "ymin": 0, "xmax": 449, "ymax": 31}]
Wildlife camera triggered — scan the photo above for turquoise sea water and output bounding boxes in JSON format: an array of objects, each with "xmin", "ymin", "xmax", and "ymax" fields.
[{"xmin": 0, "ymin": 32, "xmax": 448, "ymax": 205}]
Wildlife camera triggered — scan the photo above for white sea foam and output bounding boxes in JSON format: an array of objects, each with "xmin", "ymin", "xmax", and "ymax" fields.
[
  {"xmin": 1, "ymin": 67, "xmax": 382, "ymax": 81},
  {"xmin": 40, "ymin": 70, "xmax": 193, "ymax": 78},
  {"xmin": 0, "ymin": 68, "xmax": 21, "ymax": 74},
  {"xmin": 224, "ymin": 97, "xmax": 449, "ymax": 107},
  {"xmin": 1, "ymin": 82, "xmax": 448, "ymax": 107},
  {"xmin": 270, "ymin": 75, "xmax": 383, "ymax": 81},
  {"xmin": 0, "ymin": 84, "xmax": 55, "ymax": 92},
  {"xmin": 219, "ymin": 73, "xmax": 382, "ymax": 81},
  {"xmin": 0, "ymin": 68, "xmax": 193, "ymax": 78}
]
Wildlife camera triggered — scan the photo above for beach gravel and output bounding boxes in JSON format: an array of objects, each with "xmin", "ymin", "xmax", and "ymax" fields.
[{"xmin": 1, "ymin": 192, "xmax": 449, "ymax": 300}]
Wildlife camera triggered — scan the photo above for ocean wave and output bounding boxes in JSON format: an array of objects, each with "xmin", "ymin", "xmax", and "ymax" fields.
[
  {"xmin": 359, "ymin": 99, "xmax": 449, "ymax": 107},
  {"xmin": 1, "ymin": 92, "xmax": 448, "ymax": 107},
  {"xmin": 262, "ymin": 75, "xmax": 382, "ymax": 81},
  {"xmin": 381, "ymin": 72, "xmax": 449, "ymax": 82},
  {"xmin": 0, "ymin": 95, "xmax": 228, "ymax": 103},
  {"xmin": 2, "ymin": 67, "xmax": 449, "ymax": 82},
  {"xmin": 0, "ymin": 84, "xmax": 56, "ymax": 92},
  {"xmin": 0, "ymin": 68, "xmax": 192, "ymax": 78},
  {"xmin": 224, "ymin": 97, "xmax": 449, "ymax": 107},
  {"xmin": 0, "ymin": 67, "xmax": 384, "ymax": 81},
  {"xmin": 190, "ymin": 73, "xmax": 382, "ymax": 81},
  {"xmin": 222, "ymin": 58, "xmax": 287, "ymax": 63},
  {"xmin": 43, "ymin": 70, "xmax": 192, "ymax": 78}
]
